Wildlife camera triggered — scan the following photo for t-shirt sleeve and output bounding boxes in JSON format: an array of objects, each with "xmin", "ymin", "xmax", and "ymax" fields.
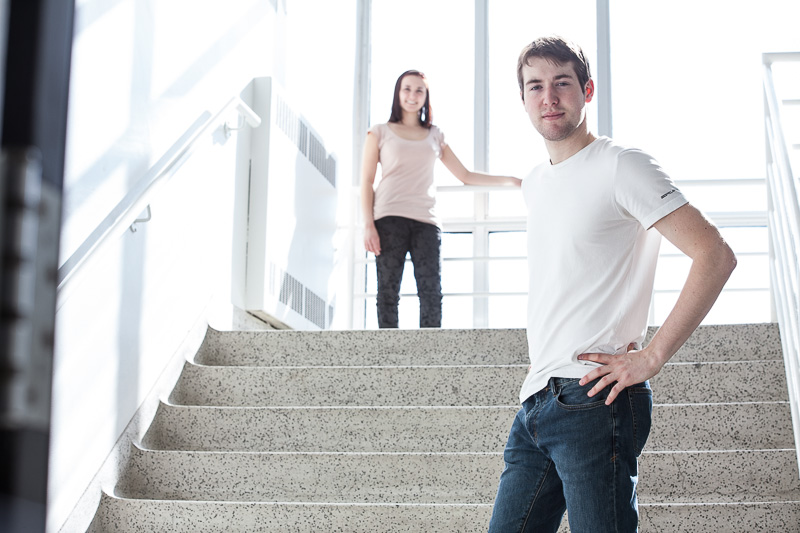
[
  {"xmin": 432, "ymin": 125, "xmax": 447, "ymax": 156},
  {"xmin": 614, "ymin": 148, "xmax": 688, "ymax": 229},
  {"xmin": 368, "ymin": 123, "xmax": 385, "ymax": 149}
]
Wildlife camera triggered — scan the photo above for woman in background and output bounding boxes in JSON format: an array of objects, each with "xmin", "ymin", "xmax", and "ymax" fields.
[{"xmin": 361, "ymin": 69, "xmax": 520, "ymax": 328}]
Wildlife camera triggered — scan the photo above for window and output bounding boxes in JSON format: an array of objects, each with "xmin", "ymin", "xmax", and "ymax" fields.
[
  {"xmin": 358, "ymin": 0, "xmax": 781, "ymax": 329},
  {"xmin": 488, "ymin": 0, "xmax": 597, "ymax": 179}
]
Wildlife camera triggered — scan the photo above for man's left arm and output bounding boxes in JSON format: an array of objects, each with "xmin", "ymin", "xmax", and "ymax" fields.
[{"xmin": 578, "ymin": 203, "xmax": 737, "ymax": 404}]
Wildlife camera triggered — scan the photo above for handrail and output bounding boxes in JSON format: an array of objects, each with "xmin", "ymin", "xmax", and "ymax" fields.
[
  {"xmin": 56, "ymin": 96, "xmax": 260, "ymax": 307},
  {"xmin": 763, "ymin": 51, "xmax": 800, "ymax": 476},
  {"xmin": 437, "ymin": 177, "xmax": 767, "ymax": 193}
]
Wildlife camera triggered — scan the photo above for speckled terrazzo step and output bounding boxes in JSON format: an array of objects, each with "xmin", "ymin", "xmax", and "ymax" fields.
[
  {"xmin": 169, "ymin": 359, "xmax": 788, "ymax": 407},
  {"xmin": 196, "ymin": 323, "xmax": 780, "ymax": 366},
  {"xmin": 88, "ymin": 496, "xmax": 800, "ymax": 533},
  {"xmin": 93, "ymin": 323, "xmax": 798, "ymax": 532},
  {"xmin": 143, "ymin": 401, "xmax": 795, "ymax": 453},
  {"xmin": 117, "ymin": 445, "xmax": 800, "ymax": 505},
  {"xmin": 195, "ymin": 327, "xmax": 529, "ymax": 366},
  {"xmin": 640, "ymin": 501, "xmax": 800, "ymax": 532},
  {"xmin": 142, "ymin": 404, "xmax": 517, "ymax": 453},
  {"xmin": 88, "ymin": 497, "xmax": 498, "ymax": 533},
  {"xmin": 645, "ymin": 322, "xmax": 781, "ymax": 363}
]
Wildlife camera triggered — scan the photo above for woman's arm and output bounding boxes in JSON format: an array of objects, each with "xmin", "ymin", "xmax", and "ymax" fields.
[
  {"xmin": 440, "ymin": 145, "xmax": 521, "ymax": 187},
  {"xmin": 360, "ymin": 132, "xmax": 382, "ymax": 255}
]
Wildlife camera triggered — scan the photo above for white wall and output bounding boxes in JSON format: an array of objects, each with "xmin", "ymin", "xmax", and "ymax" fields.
[
  {"xmin": 51, "ymin": 0, "xmax": 358, "ymax": 528},
  {"xmin": 51, "ymin": 1, "xmax": 277, "ymax": 530}
]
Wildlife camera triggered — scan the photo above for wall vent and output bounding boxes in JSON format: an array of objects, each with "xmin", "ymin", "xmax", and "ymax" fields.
[
  {"xmin": 242, "ymin": 77, "xmax": 337, "ymax": 330},
  {"xmin": 269, "ymin": 263, "xmax": 327, "ymax": 328},
  {"xmin": 275, "ymin": 95, "xmax": 336, "ymax": 188}
]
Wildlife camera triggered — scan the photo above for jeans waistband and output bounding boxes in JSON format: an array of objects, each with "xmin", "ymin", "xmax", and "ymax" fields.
[{"xmin": 551, "ymin": 377, "xmax": 580, "ymax": 388}]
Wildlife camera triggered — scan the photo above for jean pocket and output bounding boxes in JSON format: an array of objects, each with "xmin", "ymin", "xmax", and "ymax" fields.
[
  {"xmin": 555, "ymin": 378, "xmax": 610, "ymax": 411},
  {"xmin": 627, "ymin": 383, "xmax": 653, "ymax": 456}
]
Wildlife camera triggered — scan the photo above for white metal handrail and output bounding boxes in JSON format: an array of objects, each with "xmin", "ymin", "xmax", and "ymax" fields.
[
  {"xmin": 763, "ymin": 51, "xmax": 800, "ymax": 474},
  {"xmin": 56, "ymin": 96, "xmax": 260, "ymax": 307},
  {"xmin": 354, "ymin": 176, "xmax": 771, "ymax": 300}
]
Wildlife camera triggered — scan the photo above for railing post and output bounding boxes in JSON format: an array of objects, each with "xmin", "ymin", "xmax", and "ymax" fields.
[{"xmin": 763, "ymin": 51, "xmax": 800, "ymax": 478}]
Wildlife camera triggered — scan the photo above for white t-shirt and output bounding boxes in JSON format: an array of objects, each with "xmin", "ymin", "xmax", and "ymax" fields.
[
  {"xmin": 519, "ymin": 136, "xmax": 688, "ymax": 403},
  {"xmin": 370, "ymin": 123, "xmax": 447, "ymax": 228}
]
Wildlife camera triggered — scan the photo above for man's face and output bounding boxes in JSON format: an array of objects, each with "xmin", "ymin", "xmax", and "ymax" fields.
[{"xmin": 520, "ymin": 57, "xmax": 593, "ymax": 142}]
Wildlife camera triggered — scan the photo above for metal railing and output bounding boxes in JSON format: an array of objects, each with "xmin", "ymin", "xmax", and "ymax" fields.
[
  {"xmin": 763, "ymin": 51, "xmax": 800, "ymax": 472},
  {"xmin": 56, "ymin": 96, "xmax": 259, "ymax": 308},
  {"xmin": 353, "ymin": 179, "xmax": 769, "ymax": 328}
]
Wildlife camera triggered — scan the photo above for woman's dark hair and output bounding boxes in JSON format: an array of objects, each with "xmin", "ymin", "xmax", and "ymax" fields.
[{"xmin": 389, "ymin": 70, "xmax": 432, "ymax": 128}]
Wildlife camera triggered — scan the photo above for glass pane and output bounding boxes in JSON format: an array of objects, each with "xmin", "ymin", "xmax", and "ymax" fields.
[
  {"xmin": 366, "ymin": 260, "xmax": 376, "ymax": 294},
  {"xmin": 655, "ymin": 227, "xmax": 770, "ymax": 292},
  {"xmin": 364, "ymin": 297, "xmax": 378, "ymax": 329},
  {"xmin": 725, "ymin": 254, "xmax": 770, "ymax": 291},
  {"xmin": 610, "ymin": 0, "xmax": 800, "ymax": 181},
  {"xmin": 437, "ymin": 191, "xmax": 474, "ymax": 219},
  {"xmin": 371, "ymin": 0, "xmax": 474, "ymax": 187},
  {"xmin": 442, "ymin": 232, "xmax": 474, "ymax": 258},
  {"xmin": 399, "ymin": 260, "xmax": 418, "ymax": 294},
  {"xmin": 489, "ymin": 232, "xmax": 527, "ymax": 294},
  {"xmin": 678, "ymin": 181, "xmax": 767, "ymax": 214},
  {"xmin": 488, "ymin": 189, "xmax": 527, "ymax": 218},
  {"xmin": 443, "ymin": 296, "xmax": 473, "ymax": 329},
  {"xmin": 489, "ymin": 231, "xmax": 527, "ymax": 257},
  {"xmin": 489, "ymin": 259, "xmax": 527, "ymax": 294},
  {"xmin": 653, "ymin": 255, "xmax": 690, "ymax": 292},
  {"xmin": 652, "ymin": 290, "xmax": 771, "ymax": 326},
  {"xmin": 488, "ymin": 295, "xmax": 527, "ymax": 329},
  {"xmin": 488, "ymin": 1, "xmax": 597, "ymax": 179},
  {"xmin": 720, "ymin": 226, "xmax": 769, "ymax": 254},
  {"xmin": 442, "ymin": 259, "xmax": 473, "ymax": 294}
]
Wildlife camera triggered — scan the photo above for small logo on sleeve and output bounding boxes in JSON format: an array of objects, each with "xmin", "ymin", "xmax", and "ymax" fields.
[{"xmin": 660, "ymin": 188, "xmax": 678, "ymax": 199}]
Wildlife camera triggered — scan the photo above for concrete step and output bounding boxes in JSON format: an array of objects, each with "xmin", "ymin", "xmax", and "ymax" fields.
[
  {"xmin": 118, "ymin": 445, "xmax": 800, "ymax": 505},
  {"xmin": 196, "ymin": 323, "xmax": 781, "ymax": 367},
  {"xmin": 644, "ymin": 322, "xmax": 781, "ymax": 363},
  {"xmin": 89, "ymin": 495, "xmax": 496, "ymax": 533},
  {"xmin": 196, "ymin": 327, "xmax": 529, "ymax": 367},
  {"xmin": 143, "ymin": 401, "xmax": 796, "ymax": 453},
  {"xmin": 169, "ymin": 360, "xmax": 788, "ymax": 407},
  {"xmin": 99, "ymin": 323, "xmax": 799, "ymax": 532},
  {"xmin": 89, "ymin": 495, "xmax": 800, "ymax": 533}
]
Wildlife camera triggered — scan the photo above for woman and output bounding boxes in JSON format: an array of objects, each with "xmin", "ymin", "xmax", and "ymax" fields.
[{"xmin": 361, "ymin": 69, "xmax": 520, "ymax": 328}]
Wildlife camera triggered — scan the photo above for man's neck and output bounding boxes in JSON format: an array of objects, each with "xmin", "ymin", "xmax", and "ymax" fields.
[{"xmin": 546, "ymin": 128, "xmax": 597, "ymax": 165}]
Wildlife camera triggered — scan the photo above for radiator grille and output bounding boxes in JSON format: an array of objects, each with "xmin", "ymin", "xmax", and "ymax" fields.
[
  {"xmin": 270, "ymin": 263, "xmax": 328, "ymax": 328},
  {"xmin": 275, "ymin": 95, "xmax": 336, "ymax": 188}
]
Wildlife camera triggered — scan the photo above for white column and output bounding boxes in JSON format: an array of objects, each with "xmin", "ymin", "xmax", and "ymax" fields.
[
  {"xmin": 473, "ymin": 0, "xmax": 489, "ymax": 328},
  {"xmin": 596, "ymin": 0, "xmax": 613, "ymax": 137},
  {"xmin": 349, "ymin": 0, "xmax": 372, "ymax": 329}
]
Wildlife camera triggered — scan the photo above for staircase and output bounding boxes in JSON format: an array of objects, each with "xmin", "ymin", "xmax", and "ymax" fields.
[{"xmin": 87, "ymin": 323, "xmax": 800, "ymax": 532}]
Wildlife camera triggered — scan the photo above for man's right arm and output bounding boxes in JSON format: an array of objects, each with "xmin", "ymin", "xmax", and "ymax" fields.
[{"xmin": 578, "ymin": 203, "xmax": 736, "ymax": 404}]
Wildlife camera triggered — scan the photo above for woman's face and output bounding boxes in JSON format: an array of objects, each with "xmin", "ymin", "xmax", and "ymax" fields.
[{"xmin": 398, "ymin": 75, "xmax": 427, "ymax": 116}]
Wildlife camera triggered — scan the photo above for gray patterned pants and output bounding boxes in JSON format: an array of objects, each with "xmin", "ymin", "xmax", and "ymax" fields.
[{"xmin": 374, "ymin": 216, "xmax": 442, "ymax": 328}]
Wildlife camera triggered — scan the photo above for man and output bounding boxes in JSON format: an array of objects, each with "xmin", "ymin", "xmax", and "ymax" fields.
[{"xmin": 487, "ymin": 36, "xmax": 736, "ymax": 533}]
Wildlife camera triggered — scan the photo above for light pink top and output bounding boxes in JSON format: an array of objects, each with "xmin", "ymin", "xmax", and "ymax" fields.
[{"xmin": 370, "ymin": 123, "xmax": 447, "ymax": 227}]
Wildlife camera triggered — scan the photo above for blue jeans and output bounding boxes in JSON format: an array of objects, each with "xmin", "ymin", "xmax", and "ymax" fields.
[{"xmin": 488, "ymin": 377, "xmax": 653, "ymax": 533}]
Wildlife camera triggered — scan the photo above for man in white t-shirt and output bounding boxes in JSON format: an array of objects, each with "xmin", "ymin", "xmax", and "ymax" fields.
[{"xmin": 487, "ymin": 36, "xmax": 737, "ymax": 533}]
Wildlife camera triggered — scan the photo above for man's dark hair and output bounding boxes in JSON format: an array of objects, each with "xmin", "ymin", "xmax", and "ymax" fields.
[{"xmin": 517, "ymin": 36, "xmax": 592, "ymax": 100}]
